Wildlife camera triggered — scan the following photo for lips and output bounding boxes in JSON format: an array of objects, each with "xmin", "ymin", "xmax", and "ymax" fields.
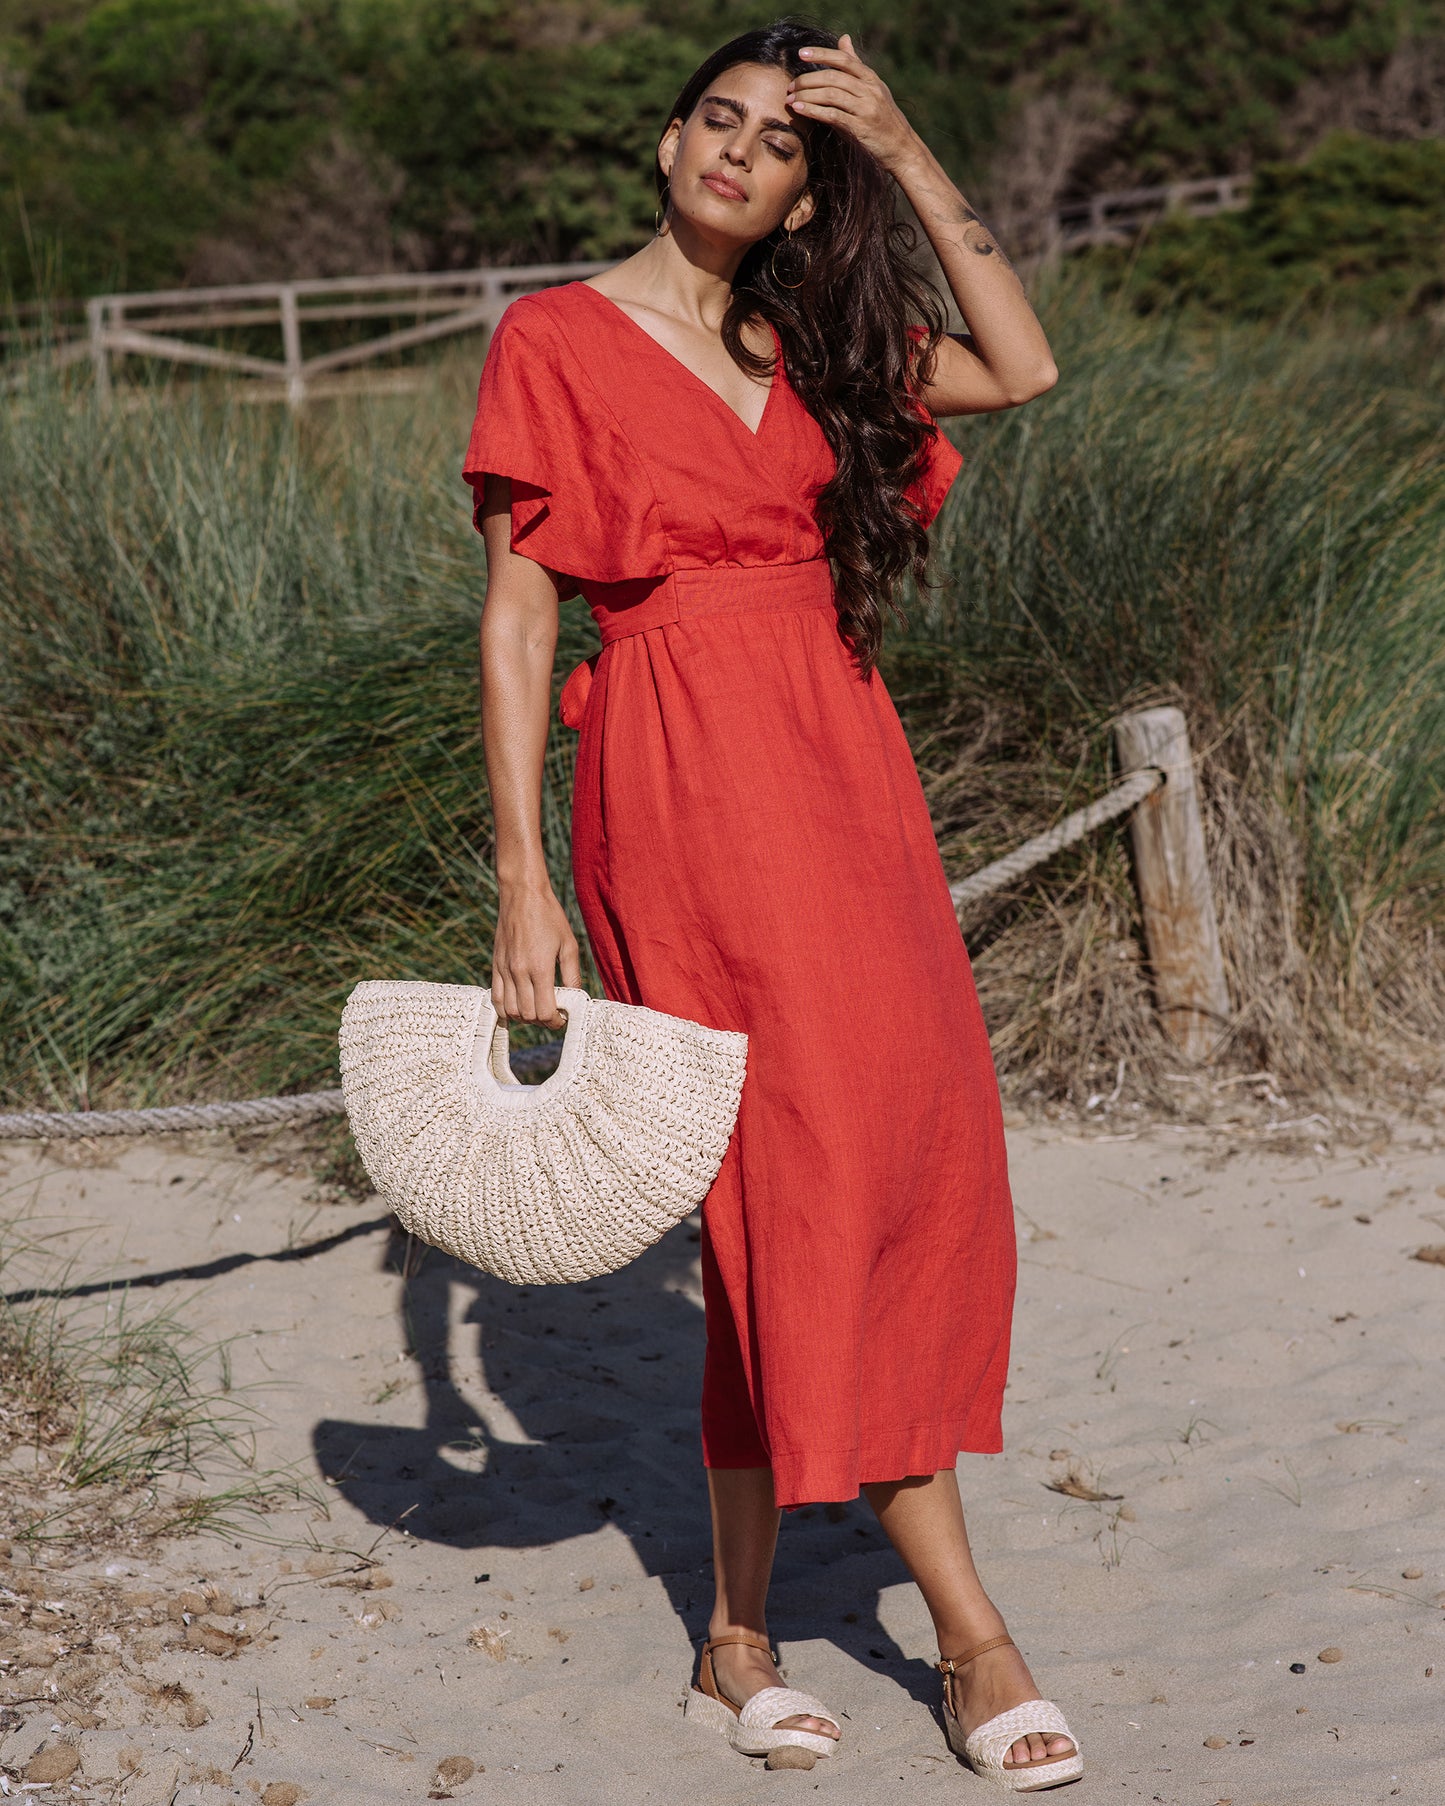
[{"xmin": 701, "ymin": 173, "xmax": 748, "ymax": 202}]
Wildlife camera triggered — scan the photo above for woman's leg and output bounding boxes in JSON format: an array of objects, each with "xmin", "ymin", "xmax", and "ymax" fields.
[
  {"xmin": 863, "ymin": 1470, "xmax": 1075, "ymax": 1766},
  {"xmin": 705, "ymin": 1466, "xmax": 839, "ymax": 1738}
]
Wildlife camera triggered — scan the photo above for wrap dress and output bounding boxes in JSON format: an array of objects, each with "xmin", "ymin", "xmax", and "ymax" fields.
[{"xmin": 464, "ymin": 280, "xmax": 1017, "ymax": 1509}]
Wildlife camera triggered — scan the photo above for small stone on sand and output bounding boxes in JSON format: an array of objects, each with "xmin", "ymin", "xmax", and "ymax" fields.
[
  {"xmin": 304, "ymin": 1697, "xmax": 334, "ymax": 1709},
  {"xmin": 577, "ymin": 1576, "xmax": 594, "ymax": 1591},
  {"xmin": 1403, "ymin": 1567, "xmax": 1423, "ymax": 1579},
  {"xmin": 260, "ymin": 1785, "xmax": 306, "ymax": 1806},
  {"xmin": 434, "ymin": 1756, "xmax": 476, "ymax": 1786},
  {"xmin": 1318, "ymin": 1647, "xmax": 1343, "ymax": 1663},
  {"xmin": 1411, "ymin": 1245, "xmax": 1445, "ymax": 1266},
  {"xmin": 1203, "ymin": 1733, "xmax": 1230, "ymax": 1748}
]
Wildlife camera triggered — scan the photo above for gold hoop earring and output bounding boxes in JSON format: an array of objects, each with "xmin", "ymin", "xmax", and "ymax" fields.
[
  {"xmin": 770, "ymin": 226, "xmax": 811, "ymax": 290},
  {"xmin": 654, "ymin": 181, "xmax": 670, "ymax": 235}
]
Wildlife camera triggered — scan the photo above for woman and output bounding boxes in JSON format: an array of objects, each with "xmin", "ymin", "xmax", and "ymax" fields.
[{"xmin": 464, "ymin": 20, "xmax": 1079, "ymax": 1792}]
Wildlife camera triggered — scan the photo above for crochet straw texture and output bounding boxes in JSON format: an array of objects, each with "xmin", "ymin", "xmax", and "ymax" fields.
[{"xmin": 338, "ymin": 980, "xmax": 748, "ymax": 1285}]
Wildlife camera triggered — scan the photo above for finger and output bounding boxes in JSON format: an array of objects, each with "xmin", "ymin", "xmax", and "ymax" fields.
[
  {"xmin": 788, "ymin": 72, "xmax": 867, "ymax": 104},
  {"xmin": 534, "ymin": 974, "xmax": 560, "ymax": 1030},
  {"xmin": 797, "ymin": 41, "xmax": 861, "ymax": 69},
  {"xmin": 789, "ymin": 81, "xmax": 867, "ymax": 110},
  {"xmin": 559, "ymin": 939, "xmax": 583, "ymax": 989},
  {"xmin": 786, "ymin": 98, "xmax": 860, "ymax": 124}
]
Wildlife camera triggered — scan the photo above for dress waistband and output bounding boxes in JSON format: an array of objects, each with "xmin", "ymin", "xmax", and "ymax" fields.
[{"xmin": 587, "ymin": 559, "xmax": 835, "ymax": 646}]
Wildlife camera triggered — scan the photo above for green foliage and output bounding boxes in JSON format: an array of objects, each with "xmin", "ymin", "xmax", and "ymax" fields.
[
  {"xmin": 1044, "ymin": 0, "xmax": 1413, "ymax": 181},
  {"xmin": 1089, "ymin": 131, "xmax": 1445, "ymax": 322},
  {"xmin": 2, "ymin": 0, "xmax": 344, "ymax": 293},
  {"xmin": 4, "ymin": 0, "xmax": 1444, "ymax": 300},
  {"xmin": 344, "ymin": 0, "xmax": 701, "ymax": 262}
]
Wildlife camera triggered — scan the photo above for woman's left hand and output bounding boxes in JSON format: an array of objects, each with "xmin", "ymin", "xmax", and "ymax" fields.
[{"xmin": 785, "ymin": 34, "xmax": 918, "ymax": 170}]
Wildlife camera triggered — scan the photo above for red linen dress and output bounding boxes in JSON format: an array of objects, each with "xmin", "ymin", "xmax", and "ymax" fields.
[{"xmin": 464, "ymin": 281, "xmax": 1016, "ymax": 1509}]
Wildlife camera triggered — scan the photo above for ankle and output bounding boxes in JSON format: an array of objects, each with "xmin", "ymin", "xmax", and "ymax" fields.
[
  {"xmin": 934, "ymin": 1612, "xmax": 1010, "ymax": 1661},
  {"xmin": 707, "ymin": 1618, "xmax": 772, "ymax": 1649}
]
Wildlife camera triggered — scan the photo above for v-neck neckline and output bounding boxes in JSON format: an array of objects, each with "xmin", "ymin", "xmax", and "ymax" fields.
[{"xmin": 571, "ymin": 281, "xmax": 780, "ymax": 441}]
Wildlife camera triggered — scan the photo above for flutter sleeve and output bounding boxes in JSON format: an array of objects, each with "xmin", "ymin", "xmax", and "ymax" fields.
[
  {"xmin": 462, "ymin": 294, "xmax": 662, "ymax": 599},
  {"xmin": 902, "ymin": 324, "xmax": 964, "ymax": 531}
]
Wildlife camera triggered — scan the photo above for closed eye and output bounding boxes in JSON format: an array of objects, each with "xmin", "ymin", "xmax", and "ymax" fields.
[{"xmin": 702, "ymin": 115, "xmax": 798, "ymax": 160}]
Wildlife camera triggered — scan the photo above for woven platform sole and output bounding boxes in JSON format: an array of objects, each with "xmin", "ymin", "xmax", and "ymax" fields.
[
  {"xmin": 944, "ymin": 1702, "xmax": 1084, "ymax": 1792},
  {"xmin": 684, "ymin": 1684, "xmax": 836, "ymax": 1768}
]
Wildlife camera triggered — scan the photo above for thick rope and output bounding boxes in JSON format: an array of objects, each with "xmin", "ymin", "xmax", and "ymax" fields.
[
  {"xmin": 949, "ymin": 766, "xmax": 1162, "ymax": 908},
  {"xmin": 0, "ymin": 1044, "xmax": 561, "ymax": 1141},
  {"xmin": 0, "ymin": 772, "xmax": 1162, "ymax": 1140}
]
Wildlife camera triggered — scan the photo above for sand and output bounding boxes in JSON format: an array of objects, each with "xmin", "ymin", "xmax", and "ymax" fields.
[{"xmin": 1, "ymin": 1110, "xmax": 1442, "ymax": 1805}]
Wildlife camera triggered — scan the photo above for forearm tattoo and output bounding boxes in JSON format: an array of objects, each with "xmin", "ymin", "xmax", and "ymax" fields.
[{"xmin": 952, "ymin": 204, "xmax": 1014, "ymax": 271}]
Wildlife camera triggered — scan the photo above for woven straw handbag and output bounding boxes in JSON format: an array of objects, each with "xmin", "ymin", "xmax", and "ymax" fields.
[{"xmin": 338, "ymin": 980, "xmax": 748, "ymax": 1285}]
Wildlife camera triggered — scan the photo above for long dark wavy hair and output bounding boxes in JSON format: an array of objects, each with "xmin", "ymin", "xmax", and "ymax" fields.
[{"xmin": 659, "ymin": 18, "xmax": 947, "ymax": 678}]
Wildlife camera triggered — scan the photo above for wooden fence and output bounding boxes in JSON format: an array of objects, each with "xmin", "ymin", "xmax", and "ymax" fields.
[
  {"xmin": 78, "ymin": 263, "xmax": 610, "ymax": 409},
  {"xmin": 1048, "ymin": 173, "xmax": 1252, "ymax": 252}
]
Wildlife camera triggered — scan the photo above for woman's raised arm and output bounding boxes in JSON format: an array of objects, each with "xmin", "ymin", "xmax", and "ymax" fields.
[
  {"xmin": 786, "ymin": 34, "xmax": 1058, "ymax": 417},
  {"xmin": 478, "ymin": 471, "xmax": 581, "ymax": 1030}
]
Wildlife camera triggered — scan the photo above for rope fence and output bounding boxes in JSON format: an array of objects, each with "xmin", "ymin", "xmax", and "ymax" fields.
[
  {"xmin": 948, "ymin": 766, "xmax": 1161, "ymax": 908},
  {"xmin": 0, "ymin": 706, "xmax": 1231, "ymax": 1139},
  {"xmin": 0, "ymin": 1046, "xmax": 558, "ymax": 1142}
]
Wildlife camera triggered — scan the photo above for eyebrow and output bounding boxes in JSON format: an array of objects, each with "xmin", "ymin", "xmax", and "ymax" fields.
[{"xmin": 701, "ymin": 93, "xmax": 803, "ymax": 137}]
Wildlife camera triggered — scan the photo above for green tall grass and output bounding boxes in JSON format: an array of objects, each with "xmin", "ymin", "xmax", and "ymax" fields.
[
  {"xmin": 2, "ymin": 260, "xmax": 1441, "ymax": 1116},
  {"xmin": 0, "ymin": 1204, "xmax": 321, "ymax": 1548}
]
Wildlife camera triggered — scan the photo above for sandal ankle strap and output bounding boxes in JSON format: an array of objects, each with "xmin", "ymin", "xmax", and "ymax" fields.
[
  {"xmin": 936, "ymin": 1633, "xmax": 1015, "ymax": 1675},
  {"xmin": 702, "ymin": 1629, "xmax": 779, "ymax": 1663}
]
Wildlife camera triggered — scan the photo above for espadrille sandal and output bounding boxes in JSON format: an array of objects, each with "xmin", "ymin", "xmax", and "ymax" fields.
[
  {"xmin": 937, "ymin": 1633, "xmax": 1083, "ymax": 1792},
  {"xmin": 684, "ymin": 1630, "xmax": 841, "ymax": 1770}
]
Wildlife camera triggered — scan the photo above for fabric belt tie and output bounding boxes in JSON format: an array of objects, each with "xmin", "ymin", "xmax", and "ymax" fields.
[
  {"xmin": 559, "ymin": 560, "xmax": 837, "ymax": 727},
  {"xmin": 590, "ymin": 558, "xmax": 835, "ymax": 644}
]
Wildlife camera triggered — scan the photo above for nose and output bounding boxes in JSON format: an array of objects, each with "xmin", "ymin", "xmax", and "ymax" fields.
[{"xmin": 721, "ymin": 139, "xmax": 750, "ymax": 169}]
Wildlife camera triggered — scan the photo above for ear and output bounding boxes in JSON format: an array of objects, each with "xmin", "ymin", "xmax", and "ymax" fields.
[
  {"xmin": 785, "ymin": 188, "xmax": 816, "ymax": 233},
  {"xmin": 657, "ymin": 118, "xmax": 681, "ymax": 182}
]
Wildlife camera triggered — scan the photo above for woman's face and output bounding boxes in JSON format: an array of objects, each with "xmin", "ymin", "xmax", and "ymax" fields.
[{"xmin": 658, "ymin": 60, "xmax": 816, "ymax": 246}]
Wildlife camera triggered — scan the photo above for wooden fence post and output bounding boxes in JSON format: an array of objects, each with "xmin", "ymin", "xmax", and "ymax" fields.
[
  {"xmin": 1114, "ymin": 707, "xmax": 1230, "ymax": 1060},
  {"xmin": 279, "ymin": 286, "xmax": 305, "ymax": 409},
  {"xmin": 86, "ymin": 297, "xmax": 111, "ymax": 410}
]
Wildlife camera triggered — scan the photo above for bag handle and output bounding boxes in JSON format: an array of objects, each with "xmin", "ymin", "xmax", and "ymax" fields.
[
  {"xmin": 474, "ymin": 987, "xmax": 590, "ymax": 1096},
  {"xmin": 488, "ymin": 1008, "xmax": 567, "ymax": 1085}
]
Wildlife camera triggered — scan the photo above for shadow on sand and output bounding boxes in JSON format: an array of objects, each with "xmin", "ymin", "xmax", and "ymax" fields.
[{"xmin": 313, "ymin": 1215, "xmax": 942, "ymax": 1708}]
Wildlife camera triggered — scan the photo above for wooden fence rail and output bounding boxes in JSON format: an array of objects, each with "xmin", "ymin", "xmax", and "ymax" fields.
[
  {"xmin": 1049, "ymin": 172, "xmax": 1252, "ymax": 252},
  {"xmin": 78, "ymin": 262, "xmax": 610, "ymax": 409}
]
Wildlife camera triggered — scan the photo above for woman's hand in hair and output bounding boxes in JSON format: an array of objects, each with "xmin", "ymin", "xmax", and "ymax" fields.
[{"xmin": 784, "ymin": 34, "xmax": 916, "ymax": 170}]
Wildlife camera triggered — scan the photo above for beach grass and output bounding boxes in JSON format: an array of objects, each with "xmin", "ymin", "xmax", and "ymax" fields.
[
  {"xmin": 1, "ymin": 258, "xmax": 1441, "ymax": 1120},
  {"xmin": 0, "ymin": 1201, "xmax": 321, "ymax": 1549}
]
